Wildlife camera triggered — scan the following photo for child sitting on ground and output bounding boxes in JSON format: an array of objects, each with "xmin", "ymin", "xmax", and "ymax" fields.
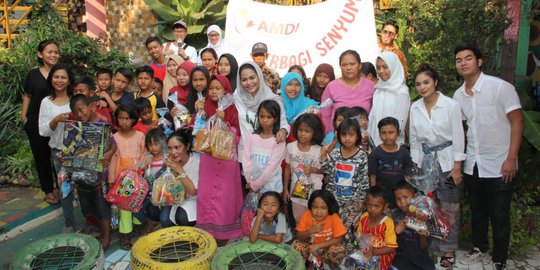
[
  {"xmin": 392, "ymin": 181, "xmax": 434, "ymax": 270},
  {"xmin": 357, "ymin": 186, "xmax": 398, "ymax": 270},
  {"xmin": 292, "ymin": 190, "xmax": 347, "ymax": 268},
  {"xmin": 249, "ymin": 191, "xmax": 292, "ymax": 243}
]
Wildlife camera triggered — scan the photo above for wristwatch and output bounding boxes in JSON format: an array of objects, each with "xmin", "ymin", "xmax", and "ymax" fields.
[{"xmin": 178, "ymin": 171, "xmax": 187, "ymax": 180}]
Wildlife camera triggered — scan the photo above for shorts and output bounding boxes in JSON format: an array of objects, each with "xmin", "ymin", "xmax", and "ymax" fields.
[{"xmin": 78, "ymin": 183, "xmax": 111, "ymax": 220}]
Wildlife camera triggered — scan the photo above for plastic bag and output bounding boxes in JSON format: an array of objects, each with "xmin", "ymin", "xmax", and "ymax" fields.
[
  {"xmin": 168, "ymin": 93, "xmax": 192, "ymax": 130},
  {"xmin": 192, "ymin": 93, "xmax": 208, "ymax": 135},
  {"xmin": 346, "ymin": 251, "xmax": 379, "ymax": 270},
  {"xmin": 307, "ymin": 251, "xmax": 323, "ymax": 270},
  {"xmin": 292, "ymin": 98, "xmax": 334, "ymax": 122},
  {"xmin": 405, "ymin": 195, "xmax": 450, "ymax": 239},
  {"xmin": 240, "ymin": 191, "xmax": 260, "ymax": 236},
  {"xmin": 110, "ymin": 205, "xmax": 119, "ymax": 230},
  {"xmin": 71, "ymin": 169, "xmax": 99, "ymax": 187},
  {"xmin": 292, "ymin": 164, "xmax": 312, "ymax": 199},
  {"xmin": 58, "ymin": 167, "xmax": 72, "ymax": 199},
  {"xmin": 151, "ymin": 169, "xmax": 185, "ymax": 206},
  {"xmin": 106, "ymin": 169, "xmax": 149, "ymax": 212},
  {"xmin": 194, "ymin": 115, "xmax": 236, "ymax": 160},
  {"xmin": 156, "ymin": 108, "xmax": 174, "ymax": 137}
]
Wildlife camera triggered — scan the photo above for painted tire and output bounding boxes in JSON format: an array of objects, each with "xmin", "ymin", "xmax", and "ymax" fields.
[
  {"xmin": 131, "ymin": 226, "xmax": 217, "ymax": 270},
  {"xmin": 211, "ymin": 240, "xmax": 306, "ymax": 270},
  {"xmin": 11, "ymin": 233, "xmax": 104, "ymax": 270}
]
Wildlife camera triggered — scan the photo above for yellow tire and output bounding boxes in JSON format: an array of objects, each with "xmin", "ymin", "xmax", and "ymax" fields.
[{"xmin": 131, "ymin": 226, "xmax": 217, "ymax": 270}]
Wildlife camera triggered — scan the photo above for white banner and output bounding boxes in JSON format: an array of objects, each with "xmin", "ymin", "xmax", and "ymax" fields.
[{"xmin": 224, "ymin": 0, "xmax": 379, "ymax": 77}]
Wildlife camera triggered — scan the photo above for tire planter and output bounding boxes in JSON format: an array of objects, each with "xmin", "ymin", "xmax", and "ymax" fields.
[
  {"xmin": 211, "ymin": 240, "xmax": 306, "ymax": 270},
  {"xmin": 11, "ymin": 233, "xmax": 104, "ymax": 270},
  {"xmin": 131, "ymin": 226, "xmax": 217, "ymax": 270}
]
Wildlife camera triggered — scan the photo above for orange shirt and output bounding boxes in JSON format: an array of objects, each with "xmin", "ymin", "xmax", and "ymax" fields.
[
  {"xmin": 296, "ymin": 210, "xmax": 347, "ymax": 244},
  {"xmin": 357, "ymin": 212, "xmax": 398, "ymax": 270}
]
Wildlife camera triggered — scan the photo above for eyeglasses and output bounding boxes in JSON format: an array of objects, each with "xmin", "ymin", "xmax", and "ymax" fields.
[
  {"xmin": 382, "ymin": 30, "xmax": 396, "ymax": 37},
  {"xmin": 208, "ymin": 33, "xmax": 220, "ymax": 38}
]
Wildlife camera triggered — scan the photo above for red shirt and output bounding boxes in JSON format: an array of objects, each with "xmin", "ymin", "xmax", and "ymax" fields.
[{"xmin": 148, "ymin": 62, "xmax": 166, "ymax": 81}]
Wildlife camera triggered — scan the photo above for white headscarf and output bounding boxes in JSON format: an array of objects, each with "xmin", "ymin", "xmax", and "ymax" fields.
[
  {"xmin": 206, "ymin": 25, "xmax": 223, "ymax": 50},
  {"xmin": 234, "ymin": 61, "xmax": 281, "ymax": 112},
  {"xmin": 368, "ymin": 51, "xmax": 411, "ymax": 146}
]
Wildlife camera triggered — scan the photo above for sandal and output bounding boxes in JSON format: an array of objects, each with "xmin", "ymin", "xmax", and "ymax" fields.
[
  {"xmin": 119, "ymin": 237, "xmax": 132, "ymax": 250},
  {"xmin": 440, "ymin": 255, "xmax": 455, "ymax": 269},
  {"xmin": 44, "ymin": 193, "xmax": 59, "ymax": 205}
]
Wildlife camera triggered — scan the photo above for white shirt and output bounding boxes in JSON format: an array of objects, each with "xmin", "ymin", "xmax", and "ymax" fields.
[
  {"xmin": 409, "ymin": 92, "xmax": 466, "ymax": 173},
  {"xmin": 368, "ymin": 89, "xmax": 410, "ymax": 146},
  {"xmin": 170, "ymin": 152, "xmax": 200, "ymax": 223},
  {"xmin": 453, "ymin": 72, "xmax": 522, "ymax": 177},
  {"xmin": 38, "ymin": 97, "xmax": 71, "ymax": 150},
  {"xmin": 164, "ymin": 42, "xmax": 198, "ymax": 63}
]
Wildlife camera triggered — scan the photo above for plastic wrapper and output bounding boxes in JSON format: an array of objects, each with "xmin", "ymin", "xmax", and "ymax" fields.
[
  {"xmin": 156, "ymin": 108, "xmax": 174, "ymax": 137},
  {"xmin": 405, "ymin": 195, "xmax": 450, "ymax": 240},
  {"xmin": 346, "ymin": 251, "xmax": 379, "ymax": 270},
  {"xmin": 404, "ymin": 165, "xmax": 438, "ymax": 195},
  {"xmin": 110, "ymin": 205, "xmax": 119, "ymax": 230},
  {"xmin": 71, "ymin": 169, "xmax": 99, "ymax": 187},
  {"xmin": 151, "ymin": 169, "xmax": 185, "ymax": 206},
  {"xmin": 292, "ymin": 164, "xmax": 313, "ymax": 199},
  {"xmin": 292, "ymin": 98, "xmax": 334, "ymax": 122},
  {"xmin": 194, "ymin": 114, "xmax": 237, "ymax": 160},
  {"xmin": 307, "ymin": 252, "xmax": 323, "ymax": 270},
  {"xmin": 192, "ymin": 93, "xmax": 208, "ymax": 135},
  {"xmin": 106, "ymin": 169, "xmax": 149, "ymax": 212},
  {"xmin": 168, "ymin": 93, "xmax": 192, "ymax": 130},
  {"xmin": 58, "ymin": 167, "xmax": 72, "ymax": 199}
]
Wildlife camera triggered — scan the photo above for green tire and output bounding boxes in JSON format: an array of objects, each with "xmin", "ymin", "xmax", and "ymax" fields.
[
  {"xmin": 211, "ymin": 240, "xmax": 306, "ymax": 270},
  {"xmin": 11, "ymin": 233, "xmax": 104, "ymax": 270}
]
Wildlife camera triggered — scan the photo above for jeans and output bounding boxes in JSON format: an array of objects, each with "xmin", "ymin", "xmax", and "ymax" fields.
[
  {"xmin": 464, "ymin": 164, "xmax": 513, "ymax": 263},
  {"xmin": 51, "ymin": 149, "xmax": 75, "ymax": 226},
  {"xmin": 158, "ymin": 205, "xmax": 195, "ymax": 228}
]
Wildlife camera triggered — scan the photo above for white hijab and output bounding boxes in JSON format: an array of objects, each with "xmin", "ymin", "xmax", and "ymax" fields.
[
  {"xmin": 234, "ymin": 61, "xmax": 281, "ymax": 112},
  {"xmin": 206, "ymin": 25, "xmax": 223, "ymax": 50}
]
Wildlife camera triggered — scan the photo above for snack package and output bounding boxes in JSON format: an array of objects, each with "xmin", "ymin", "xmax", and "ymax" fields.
[
  {"xmin": 192, "ymin": 92, "xmax": 208, "ymax": 135},
  {"xmin": 405, "ymin": 195, "xmax": 450, "ymax": 239},
  {"xmin": 291, "ymin": 164, "xmax": 312, "ymax": 199},
  {"xmin": 307, "ymin": 252, "xmax": 323, "ymax": 270},
  {"xmin": 110, "ymin": 205, "xmax": 119, "ymax": 230},
  {"xmin": 58, "ymin": 167, "xmax": 72, "ymax": 199},
  {"xmin": 194, "ymin": 127, "xmax": 213, "ymax": 153},
  {"xmin": 71, "ymin": 169, "xmax": 99, "ymax": 187},
  {"xmin": 156, "ymin": 108, "xmax": 174, "ymax": 137},
  {"xmin": 151, "ymin": 169, "xmax": 185, "ymax": 206},
  {"xmin": 168, "ymin": 93, "xmax": 192, "ymax": 130},
  {"xmin": 194, "ymin": 113, "xmax": 237, "ymax": 160},
  {"xmin": 347, "ymin": 251, "xmax": 379, "ymax": 270},
  {"xmin": 292, "ymin": 98, "xmax": 333, "ymax": 122},
  {"xmin": 106, "ymin": 169, "xmax": 148, "ymax": 212}
]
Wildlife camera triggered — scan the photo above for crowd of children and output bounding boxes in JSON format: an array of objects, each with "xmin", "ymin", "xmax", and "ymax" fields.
[{"xmin": 24, "ymin": 36, "xmax": 515, "ymax": 270}]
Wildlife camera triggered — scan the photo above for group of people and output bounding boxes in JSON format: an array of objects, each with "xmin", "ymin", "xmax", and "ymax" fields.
[{"xmin": 20, "ymin": 19, "xmax": 523, "ymax": 270}]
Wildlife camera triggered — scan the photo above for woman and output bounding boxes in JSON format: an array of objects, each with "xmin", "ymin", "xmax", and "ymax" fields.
[
  {"xmin": 169, "ymin": 61, "xmax": 195, "ymax": 107},
  {"xmin": 159, "ymin": 130, "xmax": 200, "ymax": 227},
  {"xmin": 198, "ymin": 24, "xmax": 226, "ymax": 64},
  {"xmin": 21, "ymin": 40, "xmax": 59, "ymax": 204},
  {"xmin": 409, "ymin": 64, "xmax": 465, "ymax": 269},
  {"xmin": 368, "ymin": 51, "xmax": 410, "ymax": 146},
  {"xmin": 233, "ymin": 61, "xmax": 289, "ymax": 160},
  {"xmin": 310, "ymin": 63, "xmax": 335, "ymax": 102},
  {"xmin": 196, "ymin": 74, "xmax": 243, "ymax": 242},
  {"xmin": 217, "ymin": 53, "xmax": 238, "ymax": 89},
  {"xmin": 320, "ymin": 50, "xmax": 375, "ymax": 133},
  {"xmin": 38, "ymin": 64, "xmax": 74, "ymax": 231},
  {"xmin": 162, "ymin": 54, "xmax": 184, "ymax": 104},
  {"xmin": 287, "ymin": 65, "xmax": 311, "ymax": 98},
  {"xmin": 280, "ymin": 72, "xmax": 318, "ymax": 125}
]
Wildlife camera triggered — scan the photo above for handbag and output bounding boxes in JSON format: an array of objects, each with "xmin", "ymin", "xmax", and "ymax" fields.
[{"xmin": 106, "ymin": 169, "xmax": 148, "ymax": 212}]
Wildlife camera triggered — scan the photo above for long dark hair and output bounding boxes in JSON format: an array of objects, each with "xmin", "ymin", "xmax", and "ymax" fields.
[
  {"xmin": 47, "ymin": 64, "xmax": 74, "ymax": 100},
  {"xmin": 218, "ymin": 53, "xmax": 238, "ymax": 89},
  {"xmin": 254, "ymin": 100, "xmax": 281, "ymax": 135},
  {"xmin": 37, "ymin": 40, "xmax": 59, "ymax": 65},
  {"xmin": 186, "ymin": 66, "xmax": 210, "ymax": 114},
  {"xmin": 168, "ymin": 129, "xmax": 193, "ymax": 153}
]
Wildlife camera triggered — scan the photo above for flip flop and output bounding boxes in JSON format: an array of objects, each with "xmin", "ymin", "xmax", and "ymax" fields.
[
  {"xmin": 440, "ymin": 255, "xmax": 455, "ymax": 269},
  {"xmin": 44, "ymin": 194, "xmax": 60, "ymax": 205}
]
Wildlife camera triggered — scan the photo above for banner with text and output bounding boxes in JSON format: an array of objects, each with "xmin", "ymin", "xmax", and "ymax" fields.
[{"xmin": 224, "ymin": 0, "xmax": 379, "ymax": 78}]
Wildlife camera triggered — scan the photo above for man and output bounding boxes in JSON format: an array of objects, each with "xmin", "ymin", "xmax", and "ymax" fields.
[
  {"xmin": 163, "ymin": 20, "xmax": 197, "ymax": 63},
  {"xmin": 453, "ymin": 44, "xmax": 523, "ymax": 270},
  {"xmin": 378, "ymin": 21, "xmax": 408, "ymax": 76},
  {"xmin": 145, "ymin": 36, "xmax": 167, "ymax": 81},
  {"xmin": 250, "ymin": 42, "xmax": 281, "ymax": 94}
]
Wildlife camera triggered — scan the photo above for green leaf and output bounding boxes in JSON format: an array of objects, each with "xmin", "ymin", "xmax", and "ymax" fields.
[
  {"xmin": 190, "ymin": 11, "xmax": 205, "ymax": 20},
  {"xmin": 187, "ymin": 24, "xmax": 206, "ymax": 35},
  {"xmin": 144, "ymin": 0, "xmax": 179, "ymax": 21},
  {"xmin": 204, "ymin": 0, "xmax": 224, "ymax": 13},
  {"xmin": 523, "ymin": 110, "xmax": 540, "ymax": 151}
]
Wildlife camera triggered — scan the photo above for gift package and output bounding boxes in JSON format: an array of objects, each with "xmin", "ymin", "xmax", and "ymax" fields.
[
  {"xmin": 106, "ymin": 169, "xmax": 148, "ymax": 212},
  {"xmin": 151, "ymin": 170, "xmax": 185, "ymax": 206}
]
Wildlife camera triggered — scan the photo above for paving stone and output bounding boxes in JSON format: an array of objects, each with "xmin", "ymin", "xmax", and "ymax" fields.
[{"xmin": 527, "ymin": 259, "xmax": 540, "ymax": 267}]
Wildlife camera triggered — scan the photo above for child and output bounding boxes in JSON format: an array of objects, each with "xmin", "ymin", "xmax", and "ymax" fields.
[
  {"xmin": 392, "ymin": 181, "xmax": 434, "ymax": 270},
  {"xmin": 134, "ymin": 66, "xmax": 166, "ymax": 120},
  {"xmin": 287, "ymin": 65, "xmax": 311, "ymax": 98},
  {"xmin": 360, "ymin": 62, "xmax": 378, "ymax": 84},
  {"xmin": 310, "ymin": 63, "xmax": 335, "ymax": 102},
  {"xmin": 324, "ymin": 106, "xmax": 352, "ymax": 150},
  {"xmin": 186, "ymin": 66, "xmax": 210, "ymax": 114},
  {"xmin": 283, "ymin": 113, "xmax": 325, "ymax": 222},
  {"xmin": 73, "ymin": 77, "xmax": 112, "ymax": 123},
  {"xmin": 152, "ymin": 77, "xmax": 164, "ymax": 98},
  {"xmin": 169, "ymin": 61, "xmax": 195, "ymax": 106},
  {"xmin": 280, "ymin": 72, "xmax": 318, "ymax": 125},
  {"xmin": 241, "ymin": 100, "xmax": 286, "ymax": 234},
  {"xmin": 292, "ymin": 190, "xmax": 347, "ymax": 267},
  {"xmin": 321, "ymin": 117, "xmax": 369, "ymax": 245},
  {"xmin": 145, "ymin": 36, "xmax": 167, "ymax": 81},
  {"xmin": 368, "ymin": 117, "xmax": 413, "ymax": 209},
  {"xmin": 350, "ymin": 106, "xmax": 373, "ymax": 154},
  {"xmin": 108, "ymin": 103, "xmax": 147, "ymax": 250},
  {"xmin": 199, "ymin": 47, "xmax": 218, "ymax": 75},
  {"xmin": 133, "ymin": 98, "xmax": 157, "ymax": 134},
  {"xmin": 249, "ymin": 191, "xmax": 292, "ymax": 243},
  {"xmin": 69, "ymin": 94, "xmax": 114, "ymax": 249},
  {"xmin": 96, "ymin": 68, "xmax": 113, "ymax": 92},
  {"xmin": 196, "ymin": 74, "xmax": 243, "ymax": 242},
  {"xmin": 96, "ymin": 67, "xmax": 135, "ymax": 112},
  {"xmin": 357, "ymin": 186, "xmax": 398, "ymax": 270}
]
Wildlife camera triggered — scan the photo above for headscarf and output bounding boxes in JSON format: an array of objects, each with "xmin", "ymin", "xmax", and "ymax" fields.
[
  {"xmin": 310, "ymin": 63, "xmax": 335, "ymax": 102},
  {"xmin": 172, "ymin": 61, "xmax": 195, "ymax": 106},
  {"xmin": 374, "ymin": 51, "xmax": 409, "ymax": 96},
  {"xmin": 186, "ymin": 66, "xmax": 210, "ymax": 114},
  {"xmin": 162, "ymin": 54, "xmax": 184, "ymax": 103},
  {"xmin": 233, "ymin": 61, "xmax": 281, "ymax": 112},
  {"xmin": 218, "ymin": 53, "xmax": 238, "ymax": 90},
  {"xmin": 204, "ymin": 74, "xmax": 239, "ymax": 133},
  {"xmin": 280, "ymin": 72, "xmax": 318, "ymax": 124},
  {"xmin": 206, "ymin": 25, "xmax": 223, "ymax": 51}
]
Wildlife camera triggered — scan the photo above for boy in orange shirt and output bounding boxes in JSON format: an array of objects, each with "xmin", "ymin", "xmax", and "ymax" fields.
[{"xmin": 357, "ymin": 186, "xmax": 398, "ymax": 270}]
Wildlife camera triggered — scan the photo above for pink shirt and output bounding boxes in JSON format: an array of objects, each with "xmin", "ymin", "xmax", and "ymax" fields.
[
  {"xmin": 242, "ymin": 133, "xmax": 286, "ymax": 193},
  {"xmin": 320, "ymin": 78, "xmax": 375, "ymax": 133}
]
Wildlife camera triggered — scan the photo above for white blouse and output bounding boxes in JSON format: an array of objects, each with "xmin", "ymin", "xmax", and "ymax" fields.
[
  {"xmin": 409, "ymin": 92, "xmax": 466, "ymax": 172},
  {"xmin": 38, "ymin": 97, "xmax": 70, "ymax": 150}
]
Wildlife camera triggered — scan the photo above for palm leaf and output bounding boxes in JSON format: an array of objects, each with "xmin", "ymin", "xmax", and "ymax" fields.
[{"xmin": 144, "ymin": 0, "xmax": 179, "ymax": 21}]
